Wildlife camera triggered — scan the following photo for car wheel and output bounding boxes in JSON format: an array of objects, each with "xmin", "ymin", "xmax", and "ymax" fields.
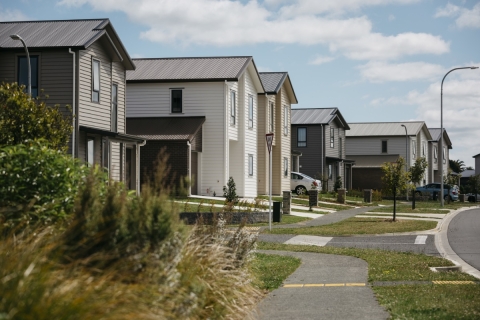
[{"xmin": 295, "ymin": 186, "xmax": 307, "ymax": 195}]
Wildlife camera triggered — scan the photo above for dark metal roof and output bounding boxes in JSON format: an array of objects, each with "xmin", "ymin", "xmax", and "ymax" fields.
[
  {"xmin": 127, "ymin": 56, "xmax": 253, "ymax": 82},
  {"xmin": 79, "ymin": 126, "xmax": 145, "ymax": 143},
  {"xmin": 0, "ymin": 19, "xmax": 135, "ymax": 70},
  {"xmin": 126, "ymin": 116, "xmax": 205, "ymax": 141},
  {"xmin": 259, "ymin": 72, "xmax": 287, "ymax": 93},
  {"xmin": 291, "ymin": 108, "xmax": 349, "ymax": 129}
]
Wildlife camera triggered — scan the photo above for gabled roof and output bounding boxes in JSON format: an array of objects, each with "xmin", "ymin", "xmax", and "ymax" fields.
[
  {"xmin": 428, "ymin": 128, "xmax": 452, "ymax": 148},
  {"xmin": 127, "ymin": 56, "xmax": 265, "ymax": 92},
  {"xmin": 0, "ymin": 19, "xmax": 135, "ymax": 69},
  {"xmin": 126, "ymin": 116, "xmax": 205, "ymax": 141},
  {"xmin": 346, "ymin": 121, "xmax": 432, "ymax": 139},
  {"xmin": 291, "ymin": 108, "xmax": 349, "ymax": 129},
  {"xmin": 259, "ymin": 72, "xmax": 298, "ymax": 104}
]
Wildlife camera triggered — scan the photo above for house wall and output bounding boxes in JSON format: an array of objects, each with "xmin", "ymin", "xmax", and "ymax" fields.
[
  {"xmin": 291, "ymin": 124, "xmax": 323, "ymax": 179},
  {"xmin": 126, "ymin": 81, "xmax": 226, "ymax": 196},
  {"xmin": 352, "ymin": 168, "xmax": 384, "ymax": 190},
  {"xmin": 243, "ymin": 70, "xmax": 258, "ymax": 198},
  {"xmin": 476, "ymin": 155, "xmax": 480, "ymax": 176}
]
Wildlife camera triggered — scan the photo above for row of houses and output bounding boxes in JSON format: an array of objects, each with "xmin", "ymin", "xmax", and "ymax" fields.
[{"xmin": 0, "ymin": 18, "xmax": 453, "ymax": 197}]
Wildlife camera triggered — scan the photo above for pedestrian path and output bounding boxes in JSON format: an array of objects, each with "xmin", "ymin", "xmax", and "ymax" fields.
[{"xmin": 254, "ymin": 250, "xmax": 389, "ymax": 320}]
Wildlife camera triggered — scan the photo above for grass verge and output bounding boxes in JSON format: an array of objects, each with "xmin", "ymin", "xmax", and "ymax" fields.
[
  {"xmin": 230, "ymin": 215, "xmax": 311, "ymax": 227},
  {"xmin": 368, "ymin": 205, "xmax": 449, "ymax": 214},
  {"xmin": 262, "ymin": 217, "xmax": 438, "ymax": 236},
  {"xmin": 249, "ymin": 253, "xmax": 301, "ymax": 292}
]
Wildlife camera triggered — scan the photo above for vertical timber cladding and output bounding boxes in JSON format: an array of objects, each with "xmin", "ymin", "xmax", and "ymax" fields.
[{"xmin": 140, "ymin": 141, "xmax": 189, "ymax": 192}]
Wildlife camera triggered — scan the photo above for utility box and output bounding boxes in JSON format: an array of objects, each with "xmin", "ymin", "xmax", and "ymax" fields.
[
  {"xmin": 273, "ymin": 202, "xmax": 282, "ymax": 222},
  {"xmin": 364, "ymin": 189, "xmax": 372, "ymax": 203},
  {"xmin": 337, "ymin": 188, "xmax": 346, "ymax": 204}
]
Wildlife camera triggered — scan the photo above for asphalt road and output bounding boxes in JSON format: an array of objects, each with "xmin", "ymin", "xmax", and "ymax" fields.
[{"xmin": 447, "ymin": 207, "xmax": 480, "ymax": 271}]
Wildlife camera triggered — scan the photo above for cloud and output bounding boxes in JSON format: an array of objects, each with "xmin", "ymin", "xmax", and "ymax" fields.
[
  {"xmin": 0, "ymin": 7, "xmax": 28, "ymax": 21},
  {"xmin": 435, "ymin": 2, "xmax": 480, "ymax": 28},
  {"xmin": 359, "ymin": 61, "xmax": 445, "ymax": 82},
  {"xmin": 309, "ymin": 55, "xmax": 335, "ymax": 65},
  {"xmin": 58, "ymin": 0, "xmax": 449, "ymax": 61}
]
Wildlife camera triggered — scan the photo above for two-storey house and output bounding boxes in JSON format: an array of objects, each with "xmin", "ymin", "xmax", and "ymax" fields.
[
  {"xmin": 0, "ymin": 19, "xmax": 145, "ymax": 192},
  {"xmin": 428, "ymin": 128, "xmax": 452, "ymax": 183},
  {"xmin": 291, "ymin": 108, "xmax": 353, "ymax": 191},
  {"xmin": 345, "ymin": 121, "xmax": 432, "ymax": 190},
  {"xmin": 257, "ymin": 72, "xmax": 298, "ymax": 195},
  {"xmin": 125, "ymin": 57, "xmax": 265, "ymax": 197}
]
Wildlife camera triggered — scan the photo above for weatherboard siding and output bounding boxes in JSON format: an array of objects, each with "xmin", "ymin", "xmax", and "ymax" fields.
[
  {"xmin": 291, "ymin": 124, "xmax": 323, "ymax": 179},
  {"xmin": 257, "ymin": 94, "xmax": 276, "ymax": 195},
  {"xmin": 243, "ymin": 70, "xmax": 258, "ymax": 197},
  {"xmin": 278, "ymin": 86, "xmax": 291, "ymax": 194},
  {"xmin": 346, "ymin": 136, "xmax": 407, "ymax": 158},
  {"xmin": 126, "ymin": 81, "xmax": 226, "ymax": 196}
]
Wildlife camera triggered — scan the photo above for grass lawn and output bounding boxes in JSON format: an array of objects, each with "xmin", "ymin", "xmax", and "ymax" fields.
[
  {"xmin": 249, "ymin": 253, "xmax": 301, "ymax": 291},
  {"xmin": 256, "ymin": 243, "xmax": 479, "ymax": 319},
  {"xmin": 235, "ymin": 215, "xmax": 311, "ymax": 226},
  {"xmin": 292, "ymin": 198, "xmax": 354, "ymax": 211},
  {"xmin": 262, "ymin": 217, "xmax": 438, "ymax": 236},
  {"xmin": 368, "ymin": 205, "xmax": 449, "ymax": 214}
]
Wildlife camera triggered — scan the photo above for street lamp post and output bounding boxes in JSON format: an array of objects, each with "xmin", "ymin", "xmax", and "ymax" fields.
[
  {"xmin": 401, "ymin": 124, "xmax": 408, "ymax": 201},
  {"xmin": 440, "ymin": 66, "xmax": 478, "ymax": 207},
  {"xmin": 10, "ymin": 34, "xmax": 31, "ymax": 97}
]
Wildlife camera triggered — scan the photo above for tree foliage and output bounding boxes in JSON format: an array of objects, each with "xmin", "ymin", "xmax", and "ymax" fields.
[
  {"xmin": 449, "ymin": 159, "xmax": 465, "ymax": 173},
  {"xmin": 382, "ymin": 157, "xmax": 410, "ymax": 221},
  {"xmin": 409, "ymin": 157, "xmax": 428, "ymax": 185},
  {"xmin": 0, "ymin": 82, "xmax": 72, "ymax": 152},
  {"xmin": 223, "ymin": 177, "xmax": 239, "ymax": 204}
]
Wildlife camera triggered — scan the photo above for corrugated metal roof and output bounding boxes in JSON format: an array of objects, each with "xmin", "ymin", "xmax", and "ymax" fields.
[
  {"xmin": 429, "ymin": 128, "xmax": 442, "ymax": 141},
  {"xmin": 291, "ymin": 108, "xmax": 338, "ymax": 125},
  {"xmin": 259, "ymin": 72, "xmax": 287, "ymax": 93},
  {"xmin": 127, "ymin": 57, "xmax": 252, "ymax": 81},
  {"xmin": 126, "ymin": 116, "xmax": 205, "ymax": 141},
  {"xmin": 0, "ymin": 19, "xmax": 108, "ymax": 48},
  {"xmin": 346, "ymin": 122, "xmax": 427, "ymax": 137}
]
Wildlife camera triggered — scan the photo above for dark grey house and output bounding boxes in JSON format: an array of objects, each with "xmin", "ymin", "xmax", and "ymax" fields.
[
  {"xmin": 0, "ymin": 19, "xmax": 145, "ymax": 191},
  {"xmin": 291, "ymin": 108, "xmax": 353, "ymax": 191}
]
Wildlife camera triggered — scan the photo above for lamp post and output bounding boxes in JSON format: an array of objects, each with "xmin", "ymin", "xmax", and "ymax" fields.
[
  {"xmin": 401, "ymin": 124, "xmax": 408, "ymax": 200},
  {"xmin": 10, "ymin": 34, "xmax": 31, "ymax": 97},
  {"xmin": 440, "ymin": 66, "xmax": 478, "ymax": 207}
]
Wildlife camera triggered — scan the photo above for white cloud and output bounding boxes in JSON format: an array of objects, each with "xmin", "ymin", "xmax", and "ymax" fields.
[
  {"xmin": 359, "ymin": 61, "xmax": 445, "ymax": 82},
  {"xmin": 388, "ymin": 14, "xmax": 396, "ymax": 21},
  {"xmin": 309, "ymin": 55, "xmax": 335, "ymax": 65},
  {"xmin": 435, "ymin": 2, "xmax": 480, "ymax": 28},
  {"xmin": 58, "ymin": 0, "xmax": 449, "ymax": 61},
  {"xmin": 0, "ymin": 7, "xmax": 28, "ymax": 21}
]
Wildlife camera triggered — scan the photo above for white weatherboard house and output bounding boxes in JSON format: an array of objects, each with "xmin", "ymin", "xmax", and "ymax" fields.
[
  {"xmin": 126, "ymin": 57, "xmax": 265, "ymax": 197},
  {"xmin": 428, "ymin": 128, "xmax": 452, "ymax": 183}
]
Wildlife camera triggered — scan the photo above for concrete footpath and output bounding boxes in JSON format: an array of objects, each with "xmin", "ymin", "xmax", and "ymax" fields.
[{"xmin": 254, "ymin": 250, "xmax": 389, "ymax": 320}]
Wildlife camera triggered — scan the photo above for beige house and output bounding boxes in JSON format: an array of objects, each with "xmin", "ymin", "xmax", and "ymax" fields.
[{"xmin": 257, "ymin": 72, "xmax": 298, "ymax": 195}]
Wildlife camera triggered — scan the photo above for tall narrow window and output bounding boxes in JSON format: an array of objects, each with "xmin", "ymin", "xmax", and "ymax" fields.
[
  {"xmin": 434, "ymin": 146, "xmax": 438, "ymax": 163},
  {"xmin": 339, "ymin": 138, "xmax": 343, "ymax": 158},
  {"xmin": 269, "ymin": 101, "xmax": 274, "ymax": 133},
  {"xmin": 283, "ymin": 106, "xmax": 288, "ymax": 135},
  {"xmin": 381, "ymin": 140, "xmax": 388, "ymax": 153},
  {"xmin": 248, "ymin": 95, "xmax": 254, "ymax": 128},
  {"xmin": 111, "ymin": 84, "xmax": 118, "ymax": 132},
  {"xmin": 92, "ymin": 59, "xmax": 100, "ymax": 102},
  {"xmin": 18, "ymin": 55, "xmax": 39, "ymax": 97},
  {"xmin": 248, "ymin": 154, "xmax": 253, "ymax": 176},
  {"xmin": 284, "ymin": 157, "xmax": 288, "ymax": 177},
  {"xmin": 87, "ymin": 137, "xmax": 94, "ymax": 165},
  {"xmin": 443, "ymin": 147, "xmax": 446, "ymax": 163},
  {"xmin": 171, "ymin": 89, "xmax": 182, "ymax": 113},
  {"xmin": 297, "ymin": 127, "xmax": 307, "ymax": 147},
  {"xmin": 230, "ymin": 90, "xmax": 236, "ymax": 125},
  {"xmin": 412, "ymin": 140, "xmax": 416, "ymax": 158},
  {"xmin": 422, "ymin": 141, "xmax": 426, "ymax": 157},
  {"xmin": 102, "ymin": 138, "xmax": 109, "ymax": 171},
  {"xmin": 328, "ymin": 164, "xmax": 332, "ymax": 179},
  {"xmin": 330, "ymin": 127, "xmax": 335, "ymax": 148}
]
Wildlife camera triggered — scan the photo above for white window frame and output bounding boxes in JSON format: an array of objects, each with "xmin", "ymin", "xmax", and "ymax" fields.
[
  {"xmin": 111, "ymin": 83, "xmax": 118, "ymax": 132},
  {"xmin": 284, "ymin": 157, "xmax": 288, "ymax": 177},
  {"xmin": 412, "ymin": 140, "xmax": 416, "ymax": 158},
  {"xmin": 269, "ymin": 101, "xmax": 274, "ymax": 133},
  {"xmin": 422, "ymin": 141, "xmax": 426, "ymax": 157},
  {"xmin": 248, "ymin": 154, "xmax": 253, "ymax": 176},
  {"xmin": 248, "ymin": 95, "xmax": 254, "ymax": 128},
  {"xmin": 230, "ymin": 90, "xmax": 236, "ymax": 125},
  {"xmin": 283, "ymin": 105, "xmax": 288, "ymax": 135},
  {"xmin": 434, "ymin": 146, "xmax": 438, "ymax": 163},
  {"xmin": 443, "ymin": 147, "xmax": 446, "ymax": 164},
  {"xmin": 87, "ymin": 137, "xmax": 95, "ymax": 165},
  {"xmin": 92, "ymin": 59, "xmax": 100, "ymax": 102},
  {"xmin": 297, "ymin": 127, "xmax": 307, "ymax": 147},
  {"xmin": 330, "ymin": 127, "xmax": 335, "ymax": 148}
]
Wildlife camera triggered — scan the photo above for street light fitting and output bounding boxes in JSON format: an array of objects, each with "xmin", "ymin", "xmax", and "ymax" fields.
[
  {"xmin": 9, "ymin": 34, "xmax": 22, "ymax": 41},
  {"xmin": 9, "ymin": 34, "xmax": 31, "ymax": 97}
]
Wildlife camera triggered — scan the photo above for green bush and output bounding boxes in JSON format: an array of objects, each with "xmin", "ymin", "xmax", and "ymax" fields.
[
  {"xmin": 223, "ymin": 177, "xmax": 239, "ymax": 204},
  {"xmin": 0, "ymin": 82, "xmax": 72, "ymax": 152},
  {"xmin": 0, "ymin": 141, "xmax": 89, "ymax": 225}
]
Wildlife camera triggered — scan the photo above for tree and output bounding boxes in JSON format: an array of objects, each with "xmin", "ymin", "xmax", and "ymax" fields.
[
  {"xmin": 382, "ymin": 157, "xmax": 410, "ymax": 222},
  {"xmin": 469, "ymin": 174, "xmax": 480, "ymax": 202},
  {"xmin": 409, "ymin": 157, "xmax": 428, "ymax": 209},
  {"xmin": 449, "ymin": 159, "xmax": 465, "ymax": 174},
  {"xmin": 466, "ymin": 166, "xmax": 474, "ymax": 171},
  {"xmin": 0, "ymin": 82, "xmax": 72, "ymax": 152},
  {"xmin": 223, "ymin": 177, "xmax": 239, "ymax": 204},
  {"xmin": 443, "ymin": 169, "xmax": 459, "ymax": 204}
]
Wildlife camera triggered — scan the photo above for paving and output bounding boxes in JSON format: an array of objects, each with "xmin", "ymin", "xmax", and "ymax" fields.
[{"xmin": 254, "ymin": 250, "xmax": 389, "ymax": 320}]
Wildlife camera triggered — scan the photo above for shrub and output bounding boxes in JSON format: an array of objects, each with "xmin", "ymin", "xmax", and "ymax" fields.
[
  {"xmin": 334, "ymin": 176, "xmax": 342, "ymax": 192},
  {"xmin": 373, "ymin": 190, "xmax": 383, "ymax": 202},
  {"xmin": 0, "ymin": 141, "xmax": 89, "ymax": 226},
  {"xmin": 0, "ymin": 82, "xmax": 72, "ymax": 152},
  {"xmin": 223, "ymin": 177, "xmax": 239, "ymax": 204}
]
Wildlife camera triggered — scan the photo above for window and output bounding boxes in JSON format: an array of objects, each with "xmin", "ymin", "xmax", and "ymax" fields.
[
  {"xmin": 381, "ymin": 140, "xmax": 388, "ymax": 153},
  {"xmin": 443, "ymin": 147, "xmax": 446, "ymax": 164},
  {"xmin": 434, "ymin": 146, "xmax": 438, "ymax": 163},
  {"xmin": 297, "ymin": 127, "xmax": 307, "ymax": 147},
  {"xmin": 171, "ymin": 89, "xmax": 182, "ymax": 113},
  {"xmin": 111, "ymin": 84, "xmax": 118, "ymax": 132},
  {"xmin": 330, "ymin": 127, "xmax": 335, "ymax": 148},
  {"xmin": 248, "ymin": 95, "xmax": 254, "ymax": 128},
  {"xmin": 248, "ymin": 154, "xmax": 253, "ymax": 176},
  {"xmin": 269, "ymin": 101, "xmax": 274, "ymax": 133},
  {"xmin": 328, "ymin": 164, "xmax": 332, "ymax": 179},
  {"xmin": 422, "ymin": 142, "xmax": 426, "ymax": 157},
  {"xmin": 284, "ymin": 157, "xmax": 288, "ymax": 177},
  {"xmin": 18, "ymin": 55, "xmax": 39, "ymax": 97},
  {"xmin": 230, "ymin": 90, "xmax": 236, "ymax": 125},
  {"xmin": 92, "ymin": 59, "xmax": 100, "ymax": 102},
  {"xmin": 87, "ymin": 137, "xmax": 94, "ymax": 165},
  {"xmin": 412, "ymin": 140, "xmax": 416, "ymax": 158},
  {"xmin": 283, "ymin": 106, "xmax": 288, "ymax": 135},
  {"xmin": 339, "ymin": 138, "xmax": 343, "ymax": 158},
  {"xmin": 102, "ymin": 138, "xmax": 109, "ymax": 170}
]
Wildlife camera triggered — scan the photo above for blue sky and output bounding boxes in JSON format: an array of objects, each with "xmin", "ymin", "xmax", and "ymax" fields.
[{"xmin": 2, "ymin": 0, "xmax": 479, "ymax": 167}]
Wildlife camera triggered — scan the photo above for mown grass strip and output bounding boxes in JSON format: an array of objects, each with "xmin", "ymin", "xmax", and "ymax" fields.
[
  {"xmin": 262, "ymin": 217, "xmax": 438, "ymax": 236},
  {"xmin": 249, "ymin": 253, "xmax": 301, "ymax": 291},
  {"xmin": 368, "ymin": 205, "xmax": 449, "ymax": 214}
]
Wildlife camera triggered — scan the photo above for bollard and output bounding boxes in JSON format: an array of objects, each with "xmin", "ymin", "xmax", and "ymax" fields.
[
  {"xmin": 337, "ymin": 188, "xmax": 346, "ymax": 204},
  {"xmin": 363, "ymin": 189, "xmax": 372, "ymax": 203},
  {"xmin": 282, "ymin": 191, "xmax": 291, "ymax": 214},
  {"xmin": 309, "ymin": 189, "xmax": 319, "ymax": 208}
]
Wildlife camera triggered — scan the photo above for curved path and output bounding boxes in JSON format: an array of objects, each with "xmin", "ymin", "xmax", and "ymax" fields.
[{"xmin": 254, "ymin": 250, "xmax": 389, "ymax": 320}]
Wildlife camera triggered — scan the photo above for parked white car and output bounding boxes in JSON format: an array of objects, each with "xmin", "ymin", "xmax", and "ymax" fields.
[{"xmin": 291, "ymin": 172, "xmax": 321, "ymax": 195}]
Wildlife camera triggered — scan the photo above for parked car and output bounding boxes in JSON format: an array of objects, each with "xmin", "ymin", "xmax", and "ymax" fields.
[
  {"xmin": 291, "ymin": 172, "xmax": 321, "ymax": 195},
  {"xmin": 415, "ymin": 183, "xmax": 459, "ymax": 201},
  {"xmin": 466, "ymin": 193, "xmax": 480, "ymax": 202}
]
